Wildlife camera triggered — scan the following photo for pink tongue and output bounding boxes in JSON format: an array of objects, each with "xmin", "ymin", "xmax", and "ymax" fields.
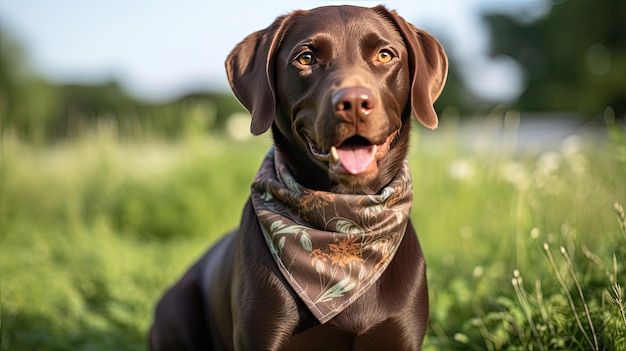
[{"xmin": 336, "ymin": 144, "xmax": 377, "ymax": 175}]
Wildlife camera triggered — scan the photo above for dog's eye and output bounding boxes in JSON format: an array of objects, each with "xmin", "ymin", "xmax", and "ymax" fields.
[
  {"xmin": 377, "ymin": 50, "xmax": 394, "ymax": 63},
  {"xmin": 296, "ymin": 52, "xmax": 316, "ymax": 65}
]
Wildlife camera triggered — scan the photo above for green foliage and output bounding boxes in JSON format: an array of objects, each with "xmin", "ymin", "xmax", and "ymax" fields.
[
  {"xmin": 484, "ymin": 0, "xmax": 626, "ymax": 117},
  {"xmin": 418, "ymin": 117, "xmax": 625, "ymax": 350},
  {"xmin": 0, "ymin": 77, "xmax": 245, "ymax": 144},
  {"xmin": 0, "ymin": 29, "xmax": 246, "ymax": 144},
  {"xmin": 1, "ymin": 116, "xmax": 625, "ymax": 350}
]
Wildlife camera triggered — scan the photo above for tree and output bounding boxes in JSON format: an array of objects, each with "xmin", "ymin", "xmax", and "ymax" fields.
[{"xmin": 484, "ymin": 0, "xmax": 626, "ymax": 118}]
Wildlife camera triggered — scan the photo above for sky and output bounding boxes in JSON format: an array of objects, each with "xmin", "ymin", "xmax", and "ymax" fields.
[{"xmin": 0, "ymin": 0, "xmax": 546, "ymax": 102}]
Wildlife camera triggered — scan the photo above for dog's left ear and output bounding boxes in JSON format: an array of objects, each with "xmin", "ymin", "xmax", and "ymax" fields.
[
  {"xmin": 377, "ymin": 7, "xmax": 448, "ymax": 130},
  {"xmin": 225, "ymin": 13, "xmax": 296, "ymax": 135}
]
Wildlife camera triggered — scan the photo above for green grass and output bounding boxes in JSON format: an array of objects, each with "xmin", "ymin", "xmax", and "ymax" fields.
[{"xmin": 1, "ymin": 116, "xmax": 625, "ymax": 350}]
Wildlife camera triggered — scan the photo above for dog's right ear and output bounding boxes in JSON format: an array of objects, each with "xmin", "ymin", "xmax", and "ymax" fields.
[{"xmin": 225, "ymin": 14, "xmax": 295, "ymax": 135}]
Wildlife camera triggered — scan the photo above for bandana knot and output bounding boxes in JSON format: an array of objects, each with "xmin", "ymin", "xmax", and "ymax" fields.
[{"xmin": 250, "ymin": 148, "xmax": 413, "ymax": 323}]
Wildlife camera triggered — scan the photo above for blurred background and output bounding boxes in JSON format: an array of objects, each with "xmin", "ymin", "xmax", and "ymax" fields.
[
  {"xmin": 1, "ymin": 0, "xmax": 624, "ymax": 144},
  {"xmin": 1, "ymin": 1, "xmax": 626, "ymax": 350}
]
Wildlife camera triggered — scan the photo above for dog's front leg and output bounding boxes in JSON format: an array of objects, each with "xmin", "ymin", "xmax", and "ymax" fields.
[
  {"xmin": 230, "ymin": 264, "xmax": 301, "ymax": 350},
  {"xmin": 230, "ymin": 200, "xmax": 301, "ymax": 350}
]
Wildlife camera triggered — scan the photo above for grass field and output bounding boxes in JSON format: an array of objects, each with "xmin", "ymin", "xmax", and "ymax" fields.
[{"xmin": 1, "ymin": 115, "xmax": 625, "ymax": 350}]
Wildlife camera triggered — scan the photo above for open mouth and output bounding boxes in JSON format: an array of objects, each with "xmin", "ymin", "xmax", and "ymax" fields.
[{"xmin": 304, "ymin": 132, "xmax": 397, "ymax": 175}]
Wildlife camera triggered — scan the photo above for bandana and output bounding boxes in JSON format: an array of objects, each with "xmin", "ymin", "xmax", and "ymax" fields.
[{"xmin": 250, "ymin": 148, "xmax": 414, "ymax": 323}]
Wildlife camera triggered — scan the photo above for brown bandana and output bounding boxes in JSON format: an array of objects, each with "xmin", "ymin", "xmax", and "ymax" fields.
[{"xmin": 250, "ymin": 148, "xmax": 414, "ymax": 324}]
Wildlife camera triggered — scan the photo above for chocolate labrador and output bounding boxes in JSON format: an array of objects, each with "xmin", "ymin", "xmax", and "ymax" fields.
[{"xmin": 150, "ymin": 5, "xmax": 447, "ymax": 350}]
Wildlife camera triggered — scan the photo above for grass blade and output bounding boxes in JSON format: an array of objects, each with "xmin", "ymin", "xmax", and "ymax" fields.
[
  {"xmin": 560, "ymin": 246, "xmax": 599, "ymax": 350},
  {"xmin": 543, "ymin": 243, "xmax": 597, "ymax": 350}
]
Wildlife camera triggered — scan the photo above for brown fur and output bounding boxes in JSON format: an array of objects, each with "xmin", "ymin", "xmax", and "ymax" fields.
[{"xmin": 150, "ymin": 5, "xmax": 447, "ymax": 350}]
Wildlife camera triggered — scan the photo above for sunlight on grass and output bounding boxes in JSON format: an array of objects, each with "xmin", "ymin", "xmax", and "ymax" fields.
[{"xmin": 1, "ymin": 114, "xmax": 625, "ymax": 350}]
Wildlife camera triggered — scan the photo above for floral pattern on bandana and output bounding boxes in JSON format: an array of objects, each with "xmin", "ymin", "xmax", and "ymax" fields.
[{"xmin": 250, "ymin": 148, "xmax": 414, "ymax": 323}]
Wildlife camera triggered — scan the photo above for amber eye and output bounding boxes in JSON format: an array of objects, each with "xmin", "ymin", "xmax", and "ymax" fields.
[
  {"xmin": 377, "ymin": 49, "xmax": 394, "ymax": 63},
  {"xmin": 296, "ymin": 52, "xmax": 316, "ymax": 65}
]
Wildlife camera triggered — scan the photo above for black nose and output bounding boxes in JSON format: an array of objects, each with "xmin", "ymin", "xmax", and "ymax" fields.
[{"xmin": 332, "ymin": 87, "xmax": 376, "ymax": 120}]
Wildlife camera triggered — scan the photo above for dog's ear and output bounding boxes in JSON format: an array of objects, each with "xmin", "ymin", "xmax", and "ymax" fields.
[
  {"xmin": 225, "ymin": 14, "xmax": 294, "ymax": 135},
  {"xmin": 377, "ymin": 7, "xmax": 448, "ymax": 130}
]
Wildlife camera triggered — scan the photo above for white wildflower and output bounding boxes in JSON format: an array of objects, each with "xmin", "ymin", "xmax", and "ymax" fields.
[{"xmin": 449, "ymin": 159, "xmax": 475, "ymax": 180}]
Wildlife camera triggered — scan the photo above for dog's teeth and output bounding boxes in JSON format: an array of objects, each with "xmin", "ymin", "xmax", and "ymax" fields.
[{"xmin": 330, "ymin": 146, "xmax": 340, "ymax": 164}]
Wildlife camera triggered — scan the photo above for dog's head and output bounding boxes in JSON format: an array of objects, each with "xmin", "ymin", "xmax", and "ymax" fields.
[{"xmin": 226, "ymin": 5, "xmax": 447, "ymax": 194}]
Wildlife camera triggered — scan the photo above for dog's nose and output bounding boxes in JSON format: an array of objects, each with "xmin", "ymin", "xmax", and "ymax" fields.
[{"xmin": 332, "ymin": 87, "xmax": 376, "ymax": 120}]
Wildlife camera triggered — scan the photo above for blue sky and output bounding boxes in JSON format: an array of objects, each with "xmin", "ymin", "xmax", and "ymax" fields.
[{"xmin": 0, "ymin": 0, "xmax": 545, "ymax": 101}]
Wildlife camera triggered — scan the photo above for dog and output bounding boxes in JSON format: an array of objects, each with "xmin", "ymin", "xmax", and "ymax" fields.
[{"xmin": 150, "ymin": 5, "xmax": 447, "ymax": 350}]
